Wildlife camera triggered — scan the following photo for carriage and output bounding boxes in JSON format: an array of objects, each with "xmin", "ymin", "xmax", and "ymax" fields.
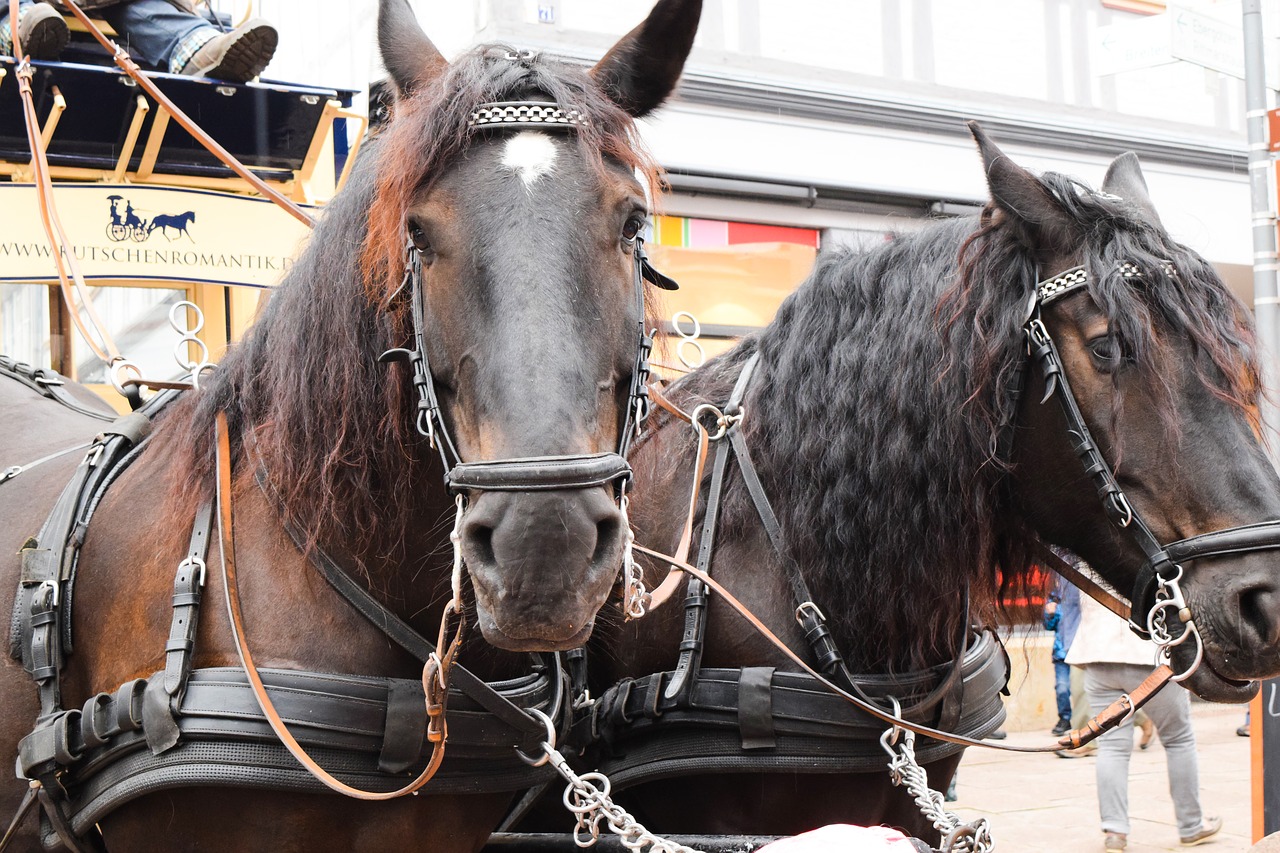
[{"xmin": 1, "ymin": 2, "xmax": 1278, "ymax": 852}]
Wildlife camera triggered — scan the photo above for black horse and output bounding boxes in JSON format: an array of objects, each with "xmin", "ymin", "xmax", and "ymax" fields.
[
  {"xmin": 581, "ymin": 126, "xmax": 1280, "ymax": 844},
  {"xmin": 147, "ymin": 211, "xmax": 195, "ymax": 241},
  {"xmin": 0, "ymin": 0, "xmax": 701, "ymax": 850}
]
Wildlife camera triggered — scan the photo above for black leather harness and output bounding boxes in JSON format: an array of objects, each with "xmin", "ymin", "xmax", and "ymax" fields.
[
  {"xmin": 563, "ymin": 353, "xmax": 1008, "ymax": 791},
  {"xmin": 3, "ymin": 369, "xmax": 565, "ymax": 851}
]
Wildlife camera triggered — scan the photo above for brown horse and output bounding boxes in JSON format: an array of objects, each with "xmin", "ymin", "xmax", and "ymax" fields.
[
  {"xmin": 578, "ymin": 127, "xmax": 1280, "ymax": 845},
  {"xmin": 0, "ymin": 0, "xmax": 701, "ymax": 850}
]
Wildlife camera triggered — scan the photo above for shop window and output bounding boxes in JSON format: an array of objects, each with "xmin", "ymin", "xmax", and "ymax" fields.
[{"xmin": 646, "ymin": 215, "xmax": 819, "ymax": 369}]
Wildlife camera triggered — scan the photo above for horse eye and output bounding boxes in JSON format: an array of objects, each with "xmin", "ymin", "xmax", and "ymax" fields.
[
  {"xmin": 621, "ymin": 217, "xmax": 644, "ymax": 243},
  {"xmin": 1088, "ymin": 335, "xmax": 1129, "ymax": 366},
  {"xmin": 409, "ymin": 226, "xmax": 431, "ymax": 253}
]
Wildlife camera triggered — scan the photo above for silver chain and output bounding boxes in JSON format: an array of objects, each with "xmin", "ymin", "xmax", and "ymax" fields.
[
  {"xmin": 519, "ymin": 711, "xmax": 702, "ymax": 853},
  {"xmin": 549, "ymin": 747, "xmax": 701, "ymax": 852},
  {"xmin": 168, "ymin": 300, "xmax": 215, "ymax": 388},
  {"xmin": 880, "ymin": 704, "xmax": 995, "ymax": 853},
  {"xmin": 618, "ymin": 492, "xmax": 650, "ymax": 621}
]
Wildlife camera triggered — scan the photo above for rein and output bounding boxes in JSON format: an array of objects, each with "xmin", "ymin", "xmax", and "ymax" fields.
[{"xmin": 214, "ymin": 413, "xmax": 459, "ymax": 799}]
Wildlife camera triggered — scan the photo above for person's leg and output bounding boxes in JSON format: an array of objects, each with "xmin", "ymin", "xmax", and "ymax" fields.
[
  {"xmin": 1138, "ymin": 673, "xmax": 1205, "ymax": 838},
  {"xmin": 1054, "ymin": 660, "xmax": 1072, "ymax": 724},
  {"xmin": 1086, "ymin": 664, "xmax": 1137, "ymax": 837},
  {"xmin": 1071, "ymin": 664, "xmax": 1090, "ymax": 729},
  {"xmin": 100, "ymin": 0, "xmax": 207, "ymax": 69}
]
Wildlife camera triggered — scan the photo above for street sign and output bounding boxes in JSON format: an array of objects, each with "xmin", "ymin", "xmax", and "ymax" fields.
[
  {"xmin": 1094, "ymin": 2, "xmax": 1244, "ymax": 79},
  {"xmin": 1094, "ymin": 13, "xmax": 1176, "ymax": 75},
  {"xmin": 1169, "ymin": 3, "xmax": 1245, "ymax": 79}
]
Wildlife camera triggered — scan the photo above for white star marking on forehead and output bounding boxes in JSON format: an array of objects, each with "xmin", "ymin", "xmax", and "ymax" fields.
[{"xmin": 501, "ymin": 131, "xmax": 558, "ymax": 189}]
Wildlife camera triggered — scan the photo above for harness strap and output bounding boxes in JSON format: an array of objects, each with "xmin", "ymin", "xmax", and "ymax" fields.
[
  {"xmin": 215, "ymin": 413, "xmax": 458, "ymax": 799},
  {"xmin": 0, "ymin": 357, "xmax": 114, "ymax": 422},
  {"xmin": 250, "ymin": 467, "xmax": 548, "ymax": 739},
  {"xmin": 163, "ymin": 500, "xmax": 213, "ymax": 698},
  {"xmin": 633, "ymin": 544, "xmax": 1173, "ymax": 754}
]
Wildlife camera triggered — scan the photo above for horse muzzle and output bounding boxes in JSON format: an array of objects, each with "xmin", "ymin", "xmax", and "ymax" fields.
[{"xmin": 451, "ymin": 454, "xmax": 630, "ymax": 651}]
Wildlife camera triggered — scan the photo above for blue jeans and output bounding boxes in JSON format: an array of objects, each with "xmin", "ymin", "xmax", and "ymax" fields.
[
  {"xmin": 1054, "ymin": 660, "xmax": 1071, "ymax": 722},
  {"xmin": 2, "ymin": 0, "xmax": 208, "ymax": 68},
  {"xmin": 100, "ymin": 0, "xmax": 209, "ymax": 69}
]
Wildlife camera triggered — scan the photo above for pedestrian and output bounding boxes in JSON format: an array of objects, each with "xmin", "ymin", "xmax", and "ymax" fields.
[
  {"xmin": 1044, "ymin": 570, "xmax": 1082, "ymax": 736},
  {"xmin": 1065, "ymin": 592, "xmax": 1222, "ymax": 850},
  {"xmin": 1, "ymin": 0, "xmax": 276, "ymax": 83}
]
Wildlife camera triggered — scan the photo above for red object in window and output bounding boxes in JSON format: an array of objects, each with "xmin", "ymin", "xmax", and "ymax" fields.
[{"xmin": 726, "ymin": 222, "xmax": 820, "ymax": 249}]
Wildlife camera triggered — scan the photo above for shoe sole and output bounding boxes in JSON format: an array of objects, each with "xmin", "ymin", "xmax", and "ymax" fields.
[
  {"xmin": 21, "ymin": 15, "xmax": 69, "ymax": 61},
  {"xmin": 198, "ymin": 25, "xmax": 278, "ymax": 83}
]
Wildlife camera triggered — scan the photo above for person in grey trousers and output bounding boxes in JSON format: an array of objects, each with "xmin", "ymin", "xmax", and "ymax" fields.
[{"xmin": 1066, "ymin": 592, "xmax": 1222, "ymax": 850}]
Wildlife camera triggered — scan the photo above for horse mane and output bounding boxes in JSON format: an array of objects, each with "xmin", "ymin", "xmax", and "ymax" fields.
[
  {"xmin": 660, "ymin": 173, "xmax": 1260, "ymax": 674},
  {"xmin": 159, "ymin": 44, "xmax": 661, "ymax": 568}
]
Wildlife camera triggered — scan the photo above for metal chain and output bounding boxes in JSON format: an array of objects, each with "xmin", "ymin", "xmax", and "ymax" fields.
[
  {"xmin": 618, "ymin": 490, "xmax": 650, "ymax": 621},
  {"xmin": 880, "ymin": 704, "xmax": 994, "ymax": 853},
  {"xmin": 520, "ymin": 711, "xmax": 702, "ymax": 853}
]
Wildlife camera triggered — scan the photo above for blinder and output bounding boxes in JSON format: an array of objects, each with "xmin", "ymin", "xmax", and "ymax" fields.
[{"xmin": 1023, "ymin": 263, "xmax": 1280, "ymax": 674}]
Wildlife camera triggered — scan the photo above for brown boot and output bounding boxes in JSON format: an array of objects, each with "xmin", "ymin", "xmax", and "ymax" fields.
[
  {"xmin": 177, "ymin": 19, "xmax": 277, "ymax": 83},
  {"xmin": 4, "ymin": 2, "xmax": 69, "ymax": 60},
  {"xmin": 1138, "ymin": 716, "xmax": 1155, "ymax": 750}
]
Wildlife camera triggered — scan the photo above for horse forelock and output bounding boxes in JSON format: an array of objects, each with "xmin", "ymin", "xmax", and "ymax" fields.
[{"xmin": 361, "ymin": 44, "xmax": 663, "ymax": 306}]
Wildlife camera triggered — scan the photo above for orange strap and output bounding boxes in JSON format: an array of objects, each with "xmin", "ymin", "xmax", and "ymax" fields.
[
  {"xmin": 215, "ymin": 412, "xmax": 458, "ymax": 798},
  {"xmin": 644, "ymin": 387, "xmax": 708, "ymax": 610},
  {"xmin": 631, "ymin": 544, "xmax": 1174, "ymax": 753},
  {"xmin": 10, "ymin": 0, "xmax": 121, "ymax": 365}
]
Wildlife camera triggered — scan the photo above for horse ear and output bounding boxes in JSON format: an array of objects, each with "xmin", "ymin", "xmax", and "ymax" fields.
[
  {"xmin": 1101, "ymin": 152, "xmax": 1163, "ymax": 227},
  {"xmin": 590, "ymin": 0, "xmax": 703, "ymax": 117},
  {"xmin": 968, "ymin": 121, "xmax": 1081, "ymax": 258},
  {"xmin": 378, "ymin": 0, "xmax": 448, "ymax": 98}
]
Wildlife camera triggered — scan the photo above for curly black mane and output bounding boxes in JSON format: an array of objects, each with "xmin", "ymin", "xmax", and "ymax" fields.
[{"xmin": 661, "ymin": 172, "xmax": 1260, "ymax": 674}]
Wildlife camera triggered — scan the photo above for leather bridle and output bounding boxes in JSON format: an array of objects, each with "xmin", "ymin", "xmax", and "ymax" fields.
[
  {"xmin": 379, "ymin": 100, "xmax": 676, "ymax": 503},
  {"xmin": 1020, "ymin": 262, "xmax": 1280, "ymax": 681}
]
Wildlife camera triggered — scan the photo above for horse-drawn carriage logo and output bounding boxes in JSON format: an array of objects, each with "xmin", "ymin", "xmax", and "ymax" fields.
[{"xmin": 105, "ymin": 195, "xmax": 196, "ymax": 243}]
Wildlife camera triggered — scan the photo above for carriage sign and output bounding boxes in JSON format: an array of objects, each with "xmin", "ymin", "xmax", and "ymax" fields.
[{"xmin": 0, "ymin": 184, "xmax": 314, "ymax": 289}]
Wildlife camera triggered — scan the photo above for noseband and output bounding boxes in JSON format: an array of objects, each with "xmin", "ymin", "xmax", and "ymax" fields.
[
  {"xmin": 1020, "ymin": 264, "xmax": 1280, "ymax": 679},
  {"xmin": 380, "ymin": 99, "xmax": 676, "ymax": 497}
]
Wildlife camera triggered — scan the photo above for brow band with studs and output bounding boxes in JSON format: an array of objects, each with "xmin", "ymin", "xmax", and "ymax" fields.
[
  {"xmin": 1037, "ymin": 262, "xmax": 1178, "ymax": 305},
  {"xmin": 468, "ymin": 101, "xmax": 590, "ymax": 131}
]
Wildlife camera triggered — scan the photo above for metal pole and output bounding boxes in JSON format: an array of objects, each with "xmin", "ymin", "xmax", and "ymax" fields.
[
  {"xmin": 1244, "ymin": 0, "xmax": 1280, "ymax": 442},
  {"xmin": 1243, "ymin": 8, "xmax": 1280, "ymax": 843}
]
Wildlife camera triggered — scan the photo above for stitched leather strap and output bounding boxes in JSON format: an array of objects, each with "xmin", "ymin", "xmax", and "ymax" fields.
[
  {"xmin": 215, "ymin": 413, "xmax": 456, "ymax": 799},
  {"xmin": 448, "ymin": 452, "xmax": 631, "ymax": 492},
  {"xmin": 163, "ymin": 500, "xmax": 214, "ymax": 697},
  {"xmin": 633, "ymin": 544, "xmax": 1173, "ymax": 753}
]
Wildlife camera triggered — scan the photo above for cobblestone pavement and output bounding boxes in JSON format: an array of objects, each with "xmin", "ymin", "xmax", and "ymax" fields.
[{"xmin": 946, "ymin": 701, "xmax": 1252, "ymax": 852}]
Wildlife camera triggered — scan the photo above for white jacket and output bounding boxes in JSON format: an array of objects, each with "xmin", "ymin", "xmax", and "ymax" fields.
[{"xmin": 1064, "ymin": 592, "xmax": 1161, "ymax": 667}]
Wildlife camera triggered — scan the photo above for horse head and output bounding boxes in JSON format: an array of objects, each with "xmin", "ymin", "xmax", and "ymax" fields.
[
  {"xmin": 368, "ymin": 0, "xmax": 702, "ymax": 651},
  {"xmin": 971, "ymin": 124, "xmax": 1280, "ymax": 702}
]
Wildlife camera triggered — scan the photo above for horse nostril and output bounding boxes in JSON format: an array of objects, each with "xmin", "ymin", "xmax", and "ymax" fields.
[
  {"xmin": 1238, "ymin": 583, "xmax": 1279, "ymax": 646},
  {"xmin": 593, "ymin": 515, "xmax": 622, "ymax": 566},
  {"xmin": 466, "ymin": 521, "xmax": 495, "ymax": 567}
]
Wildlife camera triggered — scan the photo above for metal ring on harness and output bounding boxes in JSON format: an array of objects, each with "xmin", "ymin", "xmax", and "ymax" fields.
[
  {"xmin": 515, "ymin": 708, "xmax": 557, "ymax": 768},
  {"xmin": 108, "ymin": 359, "xmax": 142, "ymax": 396}
]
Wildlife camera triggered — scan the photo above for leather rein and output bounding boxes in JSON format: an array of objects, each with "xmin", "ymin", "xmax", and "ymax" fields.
[{"xmin": 635, "ymin": 258, "xmax": 1280, "ymax": 754}]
